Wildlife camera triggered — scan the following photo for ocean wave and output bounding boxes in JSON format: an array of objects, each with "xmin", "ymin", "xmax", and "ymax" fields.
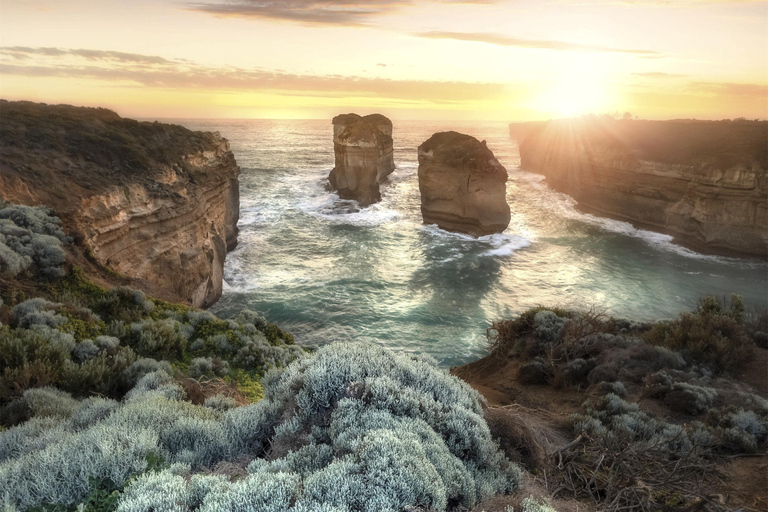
[
  {"xmin": 298, "ymin": 193, "xmax": 401, "ymax": 227},
  {"xmin": 422, "ymin": 224, "xmax": 532, "ymax": 258},
  {"xmin": 481, "ymin": 234, "xmax": 532, "ymax": 256}
]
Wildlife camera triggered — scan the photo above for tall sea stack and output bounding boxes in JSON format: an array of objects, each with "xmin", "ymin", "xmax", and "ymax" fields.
[
  {"xmin": 328, "ymin": 113, "xmax": 395, "ymax": 206},
  {"xmin": 418, "ymin": 131, "xmax": 511, "ymax": 235}
]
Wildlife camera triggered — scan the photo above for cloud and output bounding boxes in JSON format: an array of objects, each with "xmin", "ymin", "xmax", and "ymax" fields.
[
  {"xmin": 632, "ymin": 72, "xmax": 686, "ymax": 78},
  {"xmin": 184, "ymin": 0, "xmax": 495, "ymax": 26},
  {"xmin": 0, "ymin": 46, "xmax": 172, "ymax": 65},
  {"xmin": 0, "ymin": 46, "xmax": 509, "ymax": 103},
  {"xmin": 688, "ymin": 81, "xmax": 768, "ymax": 97},
  {"xmin": 415, "ymin": 31, "xmax": 662, "ymax": 56}
]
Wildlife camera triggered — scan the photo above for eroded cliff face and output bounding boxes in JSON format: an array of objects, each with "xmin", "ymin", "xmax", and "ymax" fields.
[
  {"xmin": 418, "ymin": 131, "xmax": 510, "ymax": 236},
  {"xmin": 0, "ymin": 100, "xmax": 240, "ymax": 307},
  {"xmin": 328, "ymin": 113, "xmax": 395, "ymax": 206},
  {"xmin": 514, "ymin": 117, "xmax": 768, "ymax": 257}
]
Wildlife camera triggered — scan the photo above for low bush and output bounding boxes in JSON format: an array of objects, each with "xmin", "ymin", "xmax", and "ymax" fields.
[
  {"xmin": 706, "ymin": 407, "xmax": 768, "ymax": 453},
  {"xmin": 0, "ymin": 205, "xmax": 71, "ymax": 280},
  {"xmin": 0, "ymin": 342, "xmax": 521, "ymax": 512},
  {"xmin": 1, "ymin": 281, "xmax": 304, "ymax": 419},
  {"xmin": 644, "ymin": 295, "xmax": 754, "ymax": 374},
  {"xmin": 557, "ymin": 394, "xmax": 717, "ymax": 511}
]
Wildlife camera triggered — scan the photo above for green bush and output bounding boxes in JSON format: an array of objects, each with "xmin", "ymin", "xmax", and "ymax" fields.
[
  {"xmin": 643, "ymin": 307, "xmax": 753, "ymax": 374},
  {"xmin": 0, "ymin": 342, "xmax": 520, "ymax": 512}
]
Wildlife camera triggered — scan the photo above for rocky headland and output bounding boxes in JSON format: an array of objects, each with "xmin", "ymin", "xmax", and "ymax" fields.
[
  {"xmin": 418, "ymin": 131, "xmax": 511, "ymax": 235},
  {"xmin": 0, "ymin": 100, "xmax": 239, "ymax": 307},
  {"xmin": 510, "ymin": 117, "xmax": 768, "ymax": 257},
  {"xmin": 328, "ymin": 113, "xmax": 395, "ymax": 206}
]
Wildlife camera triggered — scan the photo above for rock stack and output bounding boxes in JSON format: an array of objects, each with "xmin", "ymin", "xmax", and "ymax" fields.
[
  {"xmin": 328, "ymin": 113, "xmax": 395, "ymax": 206},
  {"xmin": 418, "ymin": 131, "xmax": 510, "ymax": 235}
]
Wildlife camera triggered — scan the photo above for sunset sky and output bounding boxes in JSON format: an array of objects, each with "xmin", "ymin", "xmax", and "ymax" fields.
[{"xmin": 0, "ymin": 0, "xmax": 766, "ymax": 120}]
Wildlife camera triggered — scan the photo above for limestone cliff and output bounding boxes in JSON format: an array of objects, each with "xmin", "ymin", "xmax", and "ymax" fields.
[
  {"xmin": 328, "ymin": 113, "xmax": 395, "ymax": 206},
  {"xmin": 0, "ymin": 100, "xmax": 240, "ymax": 307},
  {"xmin": 418, "ymin": 131, "xmax": 510, "ymax": 235},
  {"xmin": 512, "ymin": 117, "xmax": 768, "ymax": 257}
]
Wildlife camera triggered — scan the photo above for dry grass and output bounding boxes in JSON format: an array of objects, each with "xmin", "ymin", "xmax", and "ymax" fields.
[{"xmin": 176, "ymin": 376, "xmax": 249, "ymax": 406}]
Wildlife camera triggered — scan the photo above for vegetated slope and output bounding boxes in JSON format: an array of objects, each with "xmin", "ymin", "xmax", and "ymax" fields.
[
  {"xmin": 455, "ymin": 300, "xmax": 768, "ymax": 512},
  {"xmin": 510, "ymin": 117, "xmax": 768, "ymax": 257},
  {"xmin": 0, "ymin": 203, "xmax": 524, "ymax": 512},
  {"xmin": 0, "ymin": 100, "xmax": 240, "ymax": 307}
]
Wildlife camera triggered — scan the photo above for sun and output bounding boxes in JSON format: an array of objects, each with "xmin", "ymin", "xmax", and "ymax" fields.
[
  {"xmin": 530, "ymin": 55, "xmax": 613, "ymax": 118},
  {"xmin": 534, "ymin": 80, "xmax": 607, "ymax": 117}
]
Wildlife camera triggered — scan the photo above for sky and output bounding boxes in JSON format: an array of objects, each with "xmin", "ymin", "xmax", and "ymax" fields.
[{"xmin": 0, "ymin": 0, "xmax": 766, "ymax": 120}]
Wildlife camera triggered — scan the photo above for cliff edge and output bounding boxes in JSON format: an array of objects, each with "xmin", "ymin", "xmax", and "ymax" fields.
[
  {"xmin": 511, "ymin": 117, "xmax": 768, "ymax": 257},
  {"xmin": 0, "ymin": 100, "xmax": 240, "ymax": 307}
]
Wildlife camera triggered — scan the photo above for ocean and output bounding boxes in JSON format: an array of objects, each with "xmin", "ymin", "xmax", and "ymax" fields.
[{"xmin": 172, "ymin": 119, "xmax": 768, "ymax": 367}]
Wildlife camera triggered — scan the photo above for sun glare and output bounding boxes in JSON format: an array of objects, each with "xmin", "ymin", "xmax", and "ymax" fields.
[{"xmin": 530, "ymin": 54, "xmax": 613, "ymax": 117}]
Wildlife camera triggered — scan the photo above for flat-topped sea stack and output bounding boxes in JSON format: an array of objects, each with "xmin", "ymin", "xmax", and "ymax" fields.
[
  {"xmin": 0, "ymin": 100, "xmax": 240, "ymax": 307},
  {"xmin": 328, "ymin": 113, "xmax": 395, "ymax": 206},
  {"xmin": 511, "ymin": 117, "xmax": 768, "ymax": 257},
  {"xmin": 418, "ymin": 131, "xmax": 511, "ymax": 235}
]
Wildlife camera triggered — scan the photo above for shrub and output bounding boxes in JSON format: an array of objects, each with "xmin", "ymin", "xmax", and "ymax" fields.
[
  {"xmin": 73, "ymin": 339, "xmax": 101, "ymax": 362},
  {"xmin": 129, "ymin": 319, "xmax": 187, "ymax": 359},
  {"xmin": 562, "ymin": 394, "xmax": 718, "ymax": 510},
  {"xmin": 203, "ymin": 395, "xmax": 237, "ymax": 412},
  {"xmin": 122, "ymin": 358, "xmax": 174, "ymax": 389},
  {"xmin": 188, "ymin": 357, "xmax": 229, "ymax": 379},
  {"xmin": 19, "ymin": 387, "xmax": 79, "ymax": 420},
  {"xmin": 487, "ymin": 307, "xmax": 569, "ymax": 355},
  {"xmin": 0, "ymin": 342, "xmax": 521, "ymax": 511},
  {"xmin": 12, "ymin": 299, "xmax": 66, "ymax": 329},
  {"xmin": 644, "ymin": 302, "xmax": 753, "ymax": 374},
  {"xmin": 663, "ymin": 382, "xmax": 717, "ymax": 415},
  {"xmin": 517, "ymin": 358, "xmax": 549, "ymax": 385},
  {"xmin": 0, "ymin": 205, "xmax": 70, "ymax": 279},
  {"xmin": 707, "ymin": 408, "xmax": 768, "ymax": 453}
]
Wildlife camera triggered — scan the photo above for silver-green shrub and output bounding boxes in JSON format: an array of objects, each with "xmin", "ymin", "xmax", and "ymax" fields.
[
  {"xmin": 123, "ymin": 358, "xmax": 174, "ymax": 387},
  {"xmin": 0, "ymin": 205, "xmax": 70, "ymax": 278},
  {"xmin": 0, "ymin": 342, "xmax": 520, "ymax": 511},
  {"xmin": 12, "ymin": 299, "xmax": 66, "ymax": 329}
]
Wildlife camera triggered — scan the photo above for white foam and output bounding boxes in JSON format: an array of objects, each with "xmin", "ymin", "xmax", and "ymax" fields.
[
  {"xmin": 421, "ymin": 224, "xmax": 532, "ymax": 258},
  {"xmin": 298, "ymin": 192, "xmax": 401, "ymax": 227},
  {"xmin": 514, "ymin": 169, "xmax": 761, "ymax": 266},
  {"xmin": 481, "ymin": 234, "xmax": 532, "ymax": 256}
]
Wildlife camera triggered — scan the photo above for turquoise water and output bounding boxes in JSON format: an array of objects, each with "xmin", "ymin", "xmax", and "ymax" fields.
[{"xmin": 173, "ymin": 119, "xmax": 768, "ymax": 367}]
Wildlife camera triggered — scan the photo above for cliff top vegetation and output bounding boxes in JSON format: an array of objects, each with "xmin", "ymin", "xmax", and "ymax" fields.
[
  {"xmin": 510, "ymin": 117, "xmax": 768, "ymax": 171},
  {"xmin": 0, "ymin": 100, "xmax": 235, "ymax": 198}
]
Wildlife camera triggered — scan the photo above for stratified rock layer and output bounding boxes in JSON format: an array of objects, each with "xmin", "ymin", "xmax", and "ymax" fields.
[
  {"xmin": 418, "ymin": 131, "xmax": 510, "ymax": 235},
  {"xmin": 512, "ymin": 117, "xmax": 768, "ymax": 257},
  {"xmin": 0, "ymin": 100, "xmax": 240, "ymax": 307},
  {"xmin": 328, "ymin": 113, "xmax": 395, "ymax": 206}
]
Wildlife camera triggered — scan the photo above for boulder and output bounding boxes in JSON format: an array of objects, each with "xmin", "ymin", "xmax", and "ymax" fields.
[
  {"xmin": 418, "ymin": 131, "xmax": 510, "ymax": 235},
  {"xmin": 328, "ymin": 113, "xmax": 395, "ymax": 206}
]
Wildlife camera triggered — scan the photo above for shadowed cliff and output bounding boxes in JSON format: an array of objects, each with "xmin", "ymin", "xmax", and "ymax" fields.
[{"xmin": 510, "ymin": 117, "xmax": 768, "ymax": 257}]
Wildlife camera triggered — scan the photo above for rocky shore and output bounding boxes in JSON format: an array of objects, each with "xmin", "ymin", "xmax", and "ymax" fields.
[
  {"xmin": 0, "ymin": 100, "xmax": 239, "ymax": 307},
  {"xmin": 511, "ymin": 117, "xmax": 768, "ymax": 257}
]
